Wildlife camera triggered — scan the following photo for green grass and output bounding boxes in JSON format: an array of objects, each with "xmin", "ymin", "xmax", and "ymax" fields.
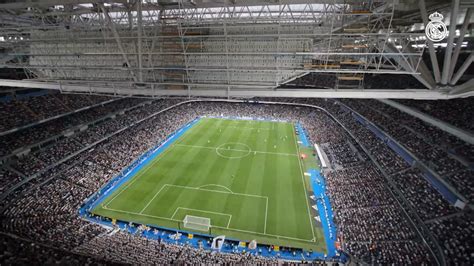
[{"xmin": 92, "ymin": 117, "xmax": 325, "ymax": 252}]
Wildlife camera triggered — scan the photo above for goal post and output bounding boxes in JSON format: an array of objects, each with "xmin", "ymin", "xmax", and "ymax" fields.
[{"xmin": 183, "ymin": 215, "xmax": 211, "ymax": 231}]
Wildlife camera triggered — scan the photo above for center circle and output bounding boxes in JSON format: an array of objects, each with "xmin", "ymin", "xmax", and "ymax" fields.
[{"xmin": 215, "ymin": 142, "xmax": 251, "ymax": 159}]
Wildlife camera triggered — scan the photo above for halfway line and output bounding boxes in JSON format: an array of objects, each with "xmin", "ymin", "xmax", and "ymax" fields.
[{"xmin": 174, "ymin": 143, "xmax": 297, "ymax": 157}]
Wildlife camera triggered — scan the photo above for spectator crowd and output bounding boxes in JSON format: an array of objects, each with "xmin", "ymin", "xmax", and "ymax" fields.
[{"xmin": 0, "ymin": 94, "xmax": 472, "ymax": 264}]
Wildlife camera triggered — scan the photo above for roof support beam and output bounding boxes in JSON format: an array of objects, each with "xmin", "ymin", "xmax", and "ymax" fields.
[
  {"xmin": 137, "ymin": 0, "xmax": 144, "ymax": 82},
  {"xmin": 1, "ymin": 79, "xmax": 473, "ymax": 99},
  {"xmin": 441, "ymin": 0, "xmax": 460, "ymax": 85},
  {"xmin": 419, "ymin": 0, "xmax": 441, "ymax": 83},
  {"xmin": 406, "ymin": 45, "xmax": 437, "ymax": 89},
  {"xmin": 380, "ymin": 99, "xmax": 474, "ymax": 145},
  {"xmin": 99, "ymin": 4, "xmax": 138, "ymax": 82},
  {"xmin": 384, "ymin": 43, "xmax": 435, "ymax": 90},
  {"xmin": 448, "ymin": 8, "xmax": 472, "ymax": 83},
  {"xmin": 0, "ymin": 0, "xmax": 128, "ymax": 10},
  {"xmin": 450, "ymin": 53, "xmax": 474, "ymax": 85},
  {"xmin": 449, "ymin": 78, "xmax": 474, "ymax": 95}
]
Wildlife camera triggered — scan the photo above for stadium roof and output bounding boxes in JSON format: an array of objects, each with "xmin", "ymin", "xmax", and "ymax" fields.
[{"xmin": 0, "ymin": 0, "xmax": 473, "ymax": 99}]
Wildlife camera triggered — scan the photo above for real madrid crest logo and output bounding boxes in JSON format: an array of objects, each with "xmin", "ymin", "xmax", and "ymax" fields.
[{"xmin": 425, "ymin": 12, "xmax": 447, "ymax": 42}]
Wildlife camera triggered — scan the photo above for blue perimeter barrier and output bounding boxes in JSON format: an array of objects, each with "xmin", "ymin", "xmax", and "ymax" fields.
[
  {"xmin": 79, "ymin": 116, "xmax": 344, "ymax": 262},
  {"xmin": 309, "ymin": 169, "xmax": 338, "ymax": 257},
  {"xmin": 296, "ymin": 120, "xmax": 339, "ymax": 258},
  {"xmin": 296, "ymin": 123, "xmax": 311, "ymax": 147}
]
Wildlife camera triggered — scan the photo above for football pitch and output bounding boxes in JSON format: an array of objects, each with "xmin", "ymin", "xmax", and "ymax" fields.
[{"xmin": 92, "ymin": 117, "xmax": 325, "ymax": 251}]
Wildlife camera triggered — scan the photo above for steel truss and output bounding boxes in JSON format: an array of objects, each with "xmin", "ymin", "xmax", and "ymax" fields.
[{"xmin": 0, "ymin": 0, "xmax": 471, "ymax": 96}]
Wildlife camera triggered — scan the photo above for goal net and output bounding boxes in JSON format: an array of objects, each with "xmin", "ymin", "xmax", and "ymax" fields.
[{"xmin": 183, "ymin": 215, "xmax": 211, "ymax": 231}]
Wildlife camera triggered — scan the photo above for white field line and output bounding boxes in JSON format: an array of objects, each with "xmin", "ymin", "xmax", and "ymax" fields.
[
  {"xmin": 174, "ymin": 143, "xmax": 297, "ymax": 157},
  {"xmin": 198, "ymin": 184, "xmax": 234, "ymax": 193},
  {"xmin": 139, "ymin": 183, "xmax": 267, "ymax": 227},
  {"xmin": 168, "ymin": 185, "xmax": 268, "ymax": 234},
  {"xmin": 264, "ymin": 197, "xmax": 268, "ymax": 234},
  {"xmin": 171, "ymin": 207, "xmax": 232, "ymax": 228},
  {"xmin": 103, "ymin": 205, "xmax": 177, "ymax": 221},
  {"xmin": 103, "ymin": 145, "xmax": 176, "ymax": 208},
  {"xmin": 173, "ymin": 119, "xmax": 204, "ymax": 145},
  {"xmin": 204, "ymin": 116, "xmax": 289, "ymax": 124},
  {"xmin": 101, "ymin": 205, "xmax": 314, "ymax": 242},
  {"xmin": 217, "ymin": 126, "xmax": 273, "ymax": 131},
  {"xmin": 170, "ymin": 206, "xmax": 180, "ymax": 220},
  {"xmin": 227, "ymin": 216, "xmax": 232, "ymax": 228},
  {"xmin": 98, "ymin": 119, "xmax": 315, "ymax": 244},
  {"xmin": 211, "ymin": 225, "xmax": 315, "ymax": 243},
  {"xmin": 292, "ymin": 126, "xmax": 316, "ymax": 241},
  {"xmin": 139, "ymin": 184, "xmax": 169, "ymax": 214},
  {"xmin": 121, "ymin": 183, "xmax": 267, "ymax": 234},
  {"xmin": 165, "ymin": 184, "xmax": 268, "ymax": 199}
]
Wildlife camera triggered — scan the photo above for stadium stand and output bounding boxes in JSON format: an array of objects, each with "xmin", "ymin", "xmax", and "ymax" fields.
[
  {"xmin": 395, "ymin": 98, "xmax": 474, "ymax": 132},
  {"xmin": 337, "ymin": 99, "xmax": 473, "ymax": 202},
  {"xmin": 74, "ymin": 231, "xmax": 281, "ymax": 264},
  {"xmin": 0, "ymin": 169, "xmax": 22, "ymax": 194},
  {"xmin": 427, "ymin": 213, "xmax": 474, "ymax": 265},
  {"xmin": 1, "ymin": 233, "xmax": 106, "ymax": 265},
  {"xmin": 0, "ymin": 93, "xmax": 112, "ymax": 132},
  {"xmin": 0, "ymin": 97, "xmax": 148, "ymax": 157},
  {"xmin": 0, "ymin": 95, "xmax": 472, "ymax": 265}
]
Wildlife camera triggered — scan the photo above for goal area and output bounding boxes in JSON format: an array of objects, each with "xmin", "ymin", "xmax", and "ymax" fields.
[{"xmin": 183, "ymin": 215, "xmax": 211, "ymax": 231}]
